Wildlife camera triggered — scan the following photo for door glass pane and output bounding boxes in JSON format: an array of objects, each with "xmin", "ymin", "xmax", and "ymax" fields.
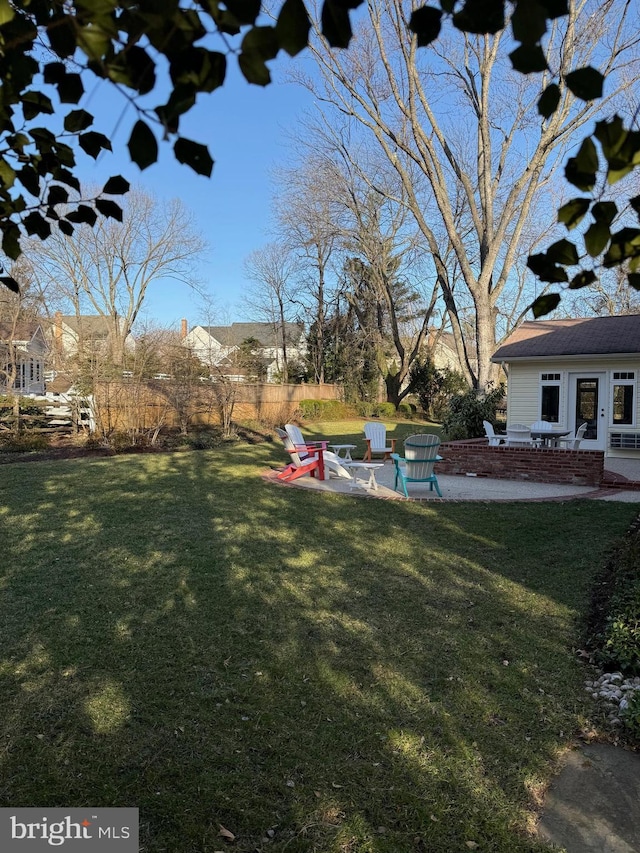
[
  {"xmin": 576, "ymin": 379, "xmax": 598, "ymax": 440},
  {"xmin": 541, "ymin": 386, "xmax": 560, "ymax": 422}
]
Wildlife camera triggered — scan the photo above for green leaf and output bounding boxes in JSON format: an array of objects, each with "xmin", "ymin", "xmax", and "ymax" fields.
[
  {"xmin": 47, "ymin": 14, "xmax": 77, "ymax": 58},
  {"xmin": 546, "ymin": 238, "xmax": 579, "ymax": 265},
  {"xmin": 102, "ymin": 175, "xmax": 130, "ymax": 195},
  {"xmin": 509, "ymin": 44, "xmax": 548, "ymax": 74},
  {"xmin": 583, "ymin": 221, "xmax": 610, "ymax": 258},
  {"xmin": 2, "ymin": 223, "xmax": 21, "ymax": 260},
  {"xmin": 77, "ymin": 24, "xmax": 111, "ymax": 62},
  {"xmin": 539, "ymin": 1, "xmax": 569, "ymax": 18},
  {"xmin": 0, "ymin": 0, "xmax": 16, "ymax": 26},
  {"xmin": 591, "ymin": 201, "xmax": 617, "ymax": 226},
  {"xmin": 511, "ymin": 0, "xmax": 548, "ymax": 43},
  {"xmin": 95, "ymin": 198, "xmax": 123, "ymax": 220},
  {"xmin": 128, "ymin": 120, "xmax": 158, "ymax": 171},
  {"xmin": 538, "ymin": 84, "xmax": 560, "ymax": 118},
  {"xmin": 628, "ymin": 273, "xmax": 640, "ymax": 291},
  {"xmin": 21, "ymin": 91, "xmax": 54, "ymax": 120},
  {"xmin": 0, "ymin": 158, "xmax": 15, "ymax": 190},
  {"xmin": 565, "ymin": 137, "xmax": 598, "ymax": 191},
  {"xmin": 56, "ymin": 73, "xmax": 84, "ymax": 104},
  {"xmin": 120, "ymin": 45, "xmax": 156, "ymax": 95},
  {"xmin": 531, "ymin": 293, "xmax": 562, "ymax": 318},
  {"xmin": 174, "ymin": 138, "xmax": 214, "ymax": 177},
  {"xmin": 64, "ymin": 109, "xmax": 94, "ymax": 132},
  {"xmin": 169, "ymin": 48, "xmax": 226, "ymax": 92},
  {"xmin": 242, "ymin": 25, "xmax": 280, "ymax": 60},
  {"xmin": 321, "ymin": 0, "xmax": 353, "ymax": 48},
  {"xmin": 224, "ymin": 0, "xmax": 261, "ymax": 25},
  {"xmin": 66, "ymin": 204, "xmax": 98, "ymax": 226},
  {"xmin": 565, "ymin": 66, "xmax": 604, "ymax": 101},
  {"xmin": 603, "ymin": 227, "xmax": 640, "ymax": 267},
  {"xmin": 568, "ymin": 270, "xmax": 596, "ymax": 290},
  {"xmin": 558, "ymin": 197, "xmax": 590, "ymax": 229},
  {"xmin": 453, "ymin": 0, "xmax": 504, "ymax": 34},
  {"xmin": 58, "ymin": 220, "xmax": 74, "ymax": 237},
  {"xmin": 527, "ymin": 252, "xmax": 569, "ymax": 283},
  {"xmin": 79, "ymin": 130, "xmax": 112, "ymax": 159},
  {"xmin": 408, "ymin": 6, "xmax": 442, "ymax": 47},
  {"xmin": 239, "ymin": 51, "xmax": 271, "ymax": 87},
  {"xmin": 275, "ymin": 0, "xmax": 311, "ymax": 57},
  {"xmin": 17, "ymin": 166, "xmax": 40, "ymax": 197},
  {"xmin": 630, "ymin": 195, "xmax": 640, "ymax": 219},
  {"xmin": 47, "ymin": 185, "xmax": 69, "ymax": 206},
  {"xmin": 52, "ymin": 167, "xmax": 81, "ymax": 193},
  {"xmin": 23, "ymin": 211, "xmax": 51, "ymax": 240},
  {"xmin": 0, "ymin": 275, "xmax": 20, "ymax": 293}
]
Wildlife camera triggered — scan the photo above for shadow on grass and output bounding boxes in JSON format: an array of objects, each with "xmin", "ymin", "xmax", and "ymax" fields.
[{"xmin": 0, "ymin": 445, "xmax": 635, "ymax": 852}]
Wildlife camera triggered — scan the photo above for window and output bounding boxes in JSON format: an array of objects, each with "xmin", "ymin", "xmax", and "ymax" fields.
[
  {"xmin": 611, "ymin": 372, "xmax": 635, "ymax": 426},
  {"xmin": 540, "ymin": 373, "xmax": 561, "ymax": 423}
]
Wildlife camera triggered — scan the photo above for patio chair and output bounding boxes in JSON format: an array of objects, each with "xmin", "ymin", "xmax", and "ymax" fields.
[
  {"xmin": 363, "ymin": 421, "xmax": 396, "ymax": 461},
  {"xmin": 483, "ymin": 420, "xmax": 506, "ymax": 446},
  {"xmin": 391, "ymin": 433, "xmax": 443, "ymax": 498},
  {"xmin": 505, "ymin": 424, "xmax": 533, "ymax": 446},
  {"xmin": 284, "ymin": 424, "xmax": 352, "ymax": 479},
  {"xmin": 557, "ymin": 422, "xmax": 588, "ymax": 450},
  {"xmin": 275, "ymin": 429, "xmax": 325, "ymax": 482}
]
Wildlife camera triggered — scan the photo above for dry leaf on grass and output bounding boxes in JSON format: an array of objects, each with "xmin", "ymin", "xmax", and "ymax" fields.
[{"xmin": 218, "ymin": 824, "xmax": 235, "ymax": 842}]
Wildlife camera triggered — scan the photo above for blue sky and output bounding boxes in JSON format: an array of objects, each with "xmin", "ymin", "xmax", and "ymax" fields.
[{"xmin": 74, "ymin": 58, "xmax": 315, "ymax": 332}]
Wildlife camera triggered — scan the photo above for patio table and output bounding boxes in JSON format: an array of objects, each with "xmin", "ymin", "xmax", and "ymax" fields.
[
  {"xmin": 343, "ymin": 461, "xmax": 384, "ymax": 491},
  {"xmin": 530, "ymin": 429, "xmax": 571, "ymax": 448},
  {"xmin": 329, "ymin": 443, "xmax": 356, "ymax": 461}
]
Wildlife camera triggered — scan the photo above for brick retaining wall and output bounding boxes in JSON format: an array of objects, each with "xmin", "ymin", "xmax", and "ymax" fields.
[{"xmin": 437, "ymin": 439, "xmax": 604, "ymax": 487}]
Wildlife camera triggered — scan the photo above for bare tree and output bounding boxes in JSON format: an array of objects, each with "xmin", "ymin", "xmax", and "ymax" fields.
[
  {"xmin": 299, "ymin": 0, "xmax": 640, "ymax": 391},
  {"xmin": 271, "ymin": 156, "xmax": 341, "ymax": 384},
  {"xmin": 242, "ymin": 243, "xmax": 299, "ymax": 383},
  {"xmin": 24, "ymin": 187, "xmax": 207, "ymax": 368}
]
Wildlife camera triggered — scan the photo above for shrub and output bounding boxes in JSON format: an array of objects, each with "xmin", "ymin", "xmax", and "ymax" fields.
[
  {"xmin": 376, "ymin": 402, "xmax": 396, "ymax": 418},
  {"xmin": 0, "ymin": 433, "xmax": 51, "ymax": 453},
  {"xmin": 620, "ymin": 689, "xmax": 640, "ymax": 738},
  {"xmin": 441, "ymin": 384, "xmax": 506, "ymax": 440},
  {"xmin": 298, "ymin": 399, "xmax": 352, "ymax": 420},
  {"xmin": 587, "ymin": 532, "xmax": 640, "ymax": 675}
]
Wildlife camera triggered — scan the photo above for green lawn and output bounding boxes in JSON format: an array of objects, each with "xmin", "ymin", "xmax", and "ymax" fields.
[{"xmin": 0, "ymin": 440, "xmax": 637, "ymax": 852}]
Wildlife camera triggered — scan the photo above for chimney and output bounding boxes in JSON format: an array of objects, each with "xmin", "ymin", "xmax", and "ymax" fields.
[
  {"xmin": 181, "ymin": 318, "xmax": 188, "ymax": 339},
  {"xmin": 54, "ymin": 311, "xmax": 63, "ymax": 350}
]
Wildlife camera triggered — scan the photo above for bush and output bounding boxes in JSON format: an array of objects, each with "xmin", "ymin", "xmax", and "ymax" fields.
[
  {"xmin": 298, "ymin": 399, "xmax": 353, "ymax": 420},
  {"xmin": 0, "ymin": 433, "xmax": 51, "ymax": 453},
  {"xmin": 589, "ymin": 534, "xmax": 640, "ymax": 675},
  {"xmin": 441, "ymin": 384, "xmax": 506, "ymax": 441}
]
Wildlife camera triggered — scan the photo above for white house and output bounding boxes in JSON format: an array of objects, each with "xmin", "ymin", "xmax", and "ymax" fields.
[
  {"xmin": 182, "ymin": 321, "xmax": 307, "ymax": 382},
  {"xmin": 0, "ymin": 321, "xmax": 48, "ymax": 396},
  {"xmin": 492, "ymin": 315, "xmax": 640, "ymax": 457},
  {"xmin": 48, "ymin": 312, "xmax": 135, "ymax": 365}
]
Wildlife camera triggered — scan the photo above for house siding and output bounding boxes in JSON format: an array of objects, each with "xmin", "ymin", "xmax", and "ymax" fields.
[{"xmin": 505, "ymin": 356, "xmax": 640, "ymax": 458}]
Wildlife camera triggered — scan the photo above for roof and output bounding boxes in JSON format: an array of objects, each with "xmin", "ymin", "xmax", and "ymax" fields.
[
  {"xmin": 55, "ymin": 315, "xmax": 115, "ymax": 339},
  {"xmin": 0, "ymin": 321, "xmax": 43, "ymax": 343},
  {"xmin": 492, "ymin": 315, "xmax": 640, "ymax": 361},
  {"xmin": 201, "ymin": 322, "xmax": 304, "ymax": 348}
]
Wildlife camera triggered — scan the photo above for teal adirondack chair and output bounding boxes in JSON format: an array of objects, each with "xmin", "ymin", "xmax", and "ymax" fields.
[{"xmin": 391, "ymin": 434, "xmax": 443, "ymax": 498}]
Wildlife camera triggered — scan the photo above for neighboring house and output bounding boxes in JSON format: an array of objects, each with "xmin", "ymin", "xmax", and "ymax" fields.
[
  {"xmin": 182, "ymin": 321, "xmax": 307, "ymax": 382},
  {"xmin": 47, "ymin": 312, "xmax": 135, "ymax": 366},
  {"xmin": 491, "ymin": 315, "xmax": 640, "ymax": 457},
  {"xmin": 0, "ymin": 321, "xmax": 48, "ymax": 396}
]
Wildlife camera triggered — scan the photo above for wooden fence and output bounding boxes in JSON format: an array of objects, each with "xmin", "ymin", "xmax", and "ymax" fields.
[{"xmin": 93, "ymin": 380, "xmax": 342, "ymax": 432}]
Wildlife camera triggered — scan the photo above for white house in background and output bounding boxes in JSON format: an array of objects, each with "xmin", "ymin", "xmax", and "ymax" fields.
[
  {"xmin": 0, "ymin": 321, "xmax": 48, "ymax": 395},
  {"xmin": 47, "ymin": 312, "xmax": 135, "ymax": 365},
  {"xmin": 492, "ymin": 315, "xmax": 640, "ymax": 457},
  {"xmin": 182, "ymin": 321, "xmax": 307, "ymax": 382}
]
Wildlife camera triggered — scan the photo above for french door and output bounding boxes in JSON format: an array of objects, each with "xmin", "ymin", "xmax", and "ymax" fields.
[{"xmin": 568, "ymin": 373, "xmax": 606, "ymax": 450}]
